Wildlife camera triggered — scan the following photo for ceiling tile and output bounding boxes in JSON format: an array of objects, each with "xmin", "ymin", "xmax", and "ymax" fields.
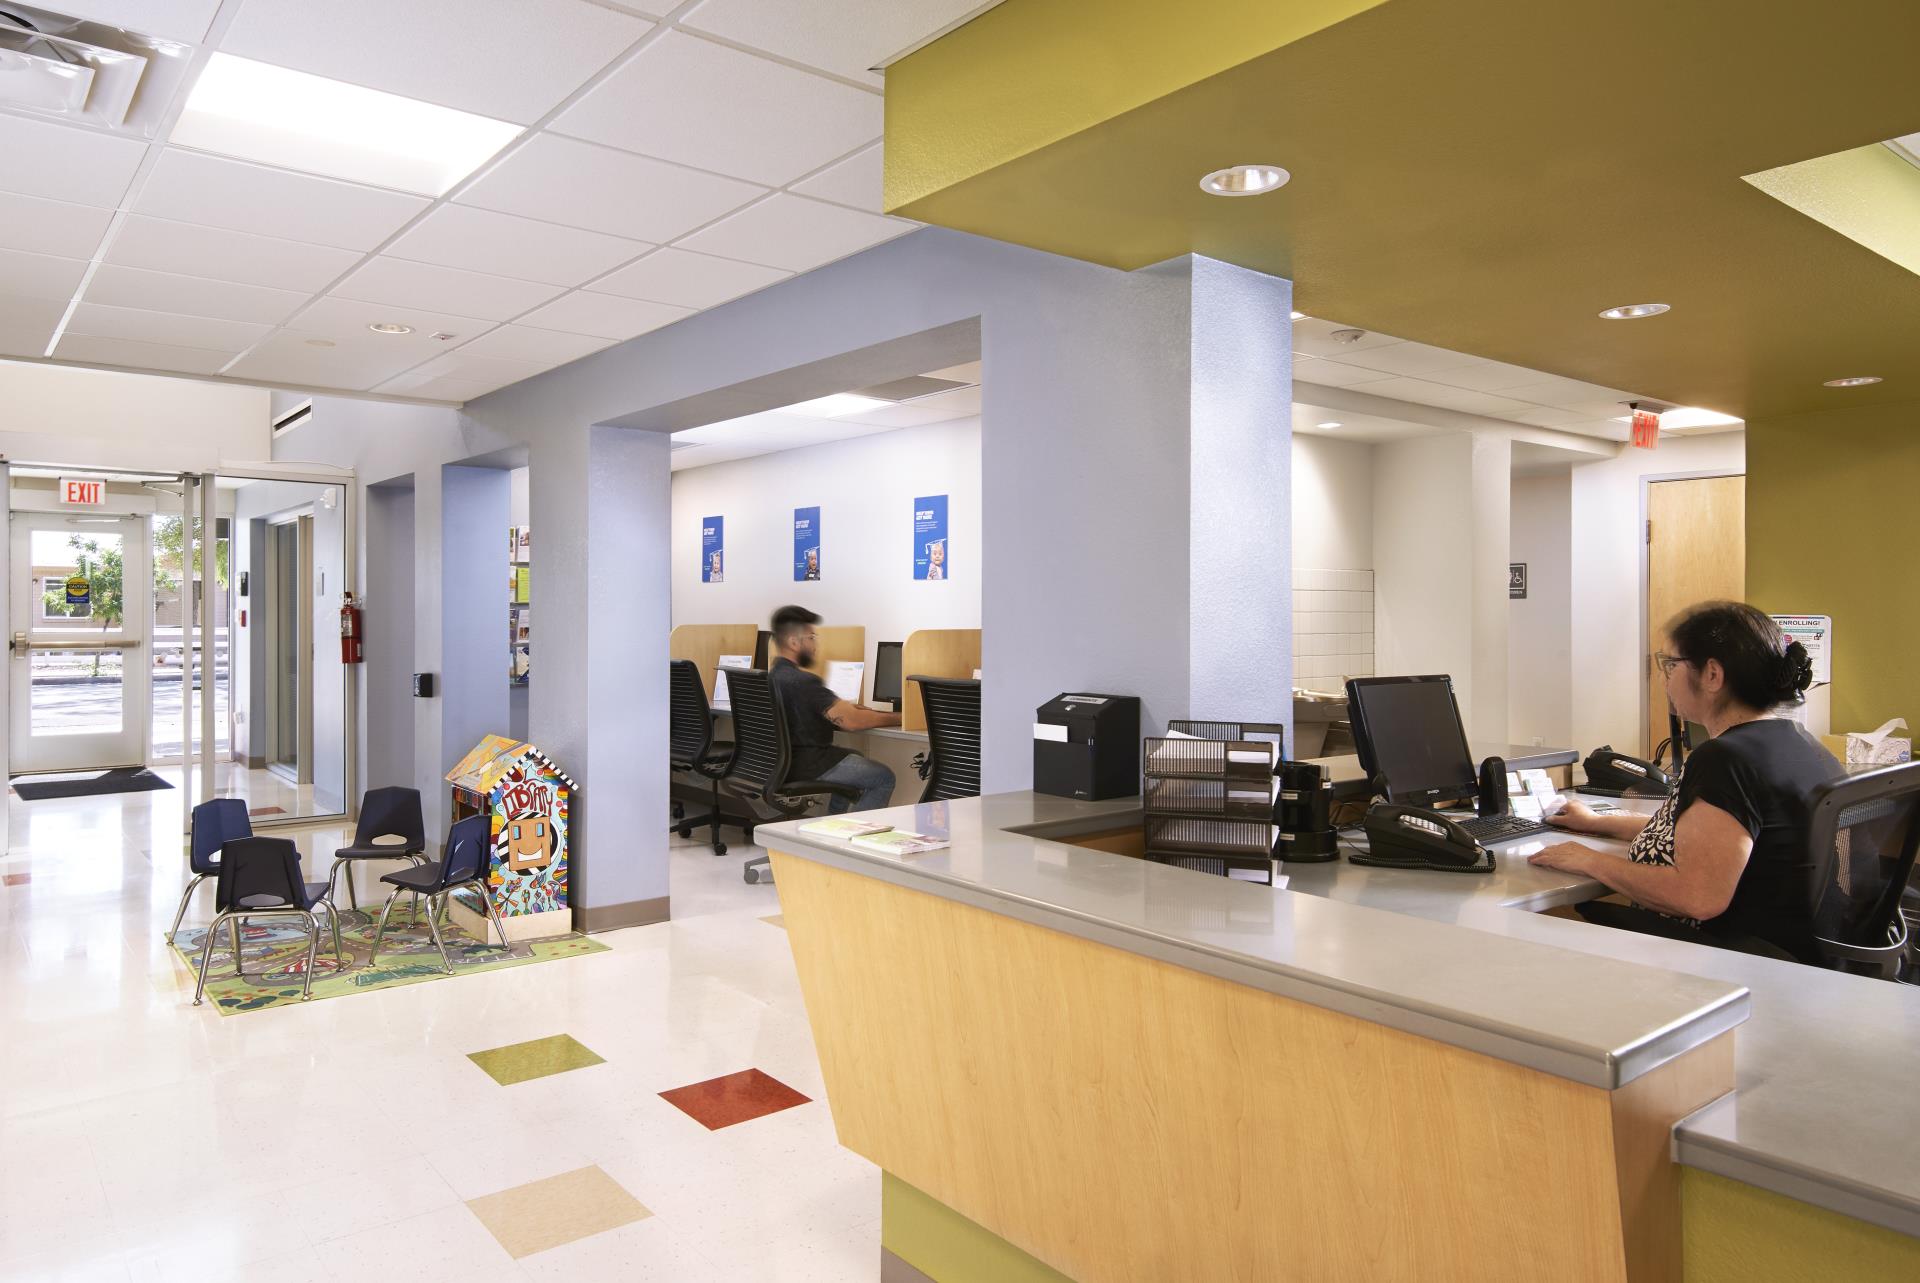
[
  {"xmin": 105, "ymin": 215, "xmax": 362, "ymax": 294},
  {"xmin": 454, "ymin": 325, "xmax": 612, "ymax": 365},
  {"xmin": 1510, "ymin": 406, "xmax": 1590, "ymax": 428},
  {"xmin": 1327, "ymin": 340, "xmax": 1484, "ymax": 378},
  {"xmin": 287, "ymin": 295, "xmax": 494, "ymax": 346},
  {"xmin": 0, "ymin": 248, "xmax": 89, "ymax": 302},
  {"xmin": 374, "ymin": 370, "xmax": 497, "ymax": 402},
  {"xmin": 457, "ymin": 134, "xmax": 765, "ymax": 243},
  {"xmin": 674, "ymin": 194, "xmax": 913, "ymax": 272},
  {"xmin": 333, "ymin": 257, "xmax": 564, "ymax": 323},
  {"xmin": 85, "ymin": 264, "xmax": 308, "ymax": 325},
  {"xmin": 65, "ymin": 302, "xmax": 270, "ymax": 354},
  {"xmin": 517, "ymin": 291, "xmax": 693, "ymax": 341},
  {"xmin": 219, "ymin": 0, "xmax": 652, "ymax": 125},
  {"xmin": 53, "ymin": 334, "xmax": 234, "ymax": 376},
  {"xmin": 53, "ymin": 1, "xmax": 224, "ymax": 43},
  {"xmin": 227, "ymin": 330, "xmax": 437, "ymax": 391},
  {"xmin": 1291, "ymin": 354, "xmax": 1396, "ymax": 389},
  {"xmin": 551, "ymin": 30, "xmax": 882, "ymax": 186},
  {"xmin": 791, "ymin": 142, "xmax": 883, "ymax": 212},
  {"xmin": 1290, "ymin": 319, "xmax": 1402, "ymax": 357},
  {"xmin": 591, "ymin": 247, "xmax": 790, "ymax": 309},
  {"xmin": 395, "ymin": 350, "xmax": 549, "ymax": 395},
  {"xmin": 1422, "ymin": 358, "xmax": 1554, "ymax": 393},
  {"xmin": 0, "ymin": 191, "xmax": 115, "ymax": 260},
  {"xmin": 1498, "ymin": 375, "xmax": 1628, "ymax": 407},
  {"xmin": 0, "ymin": 114, "xmax": 147, "ymax": 208},
  {"xmin": 1560, "ymin": 398, "xmax": 1635, "ymax": 420},
  {"xmin": 0, "ymin": 297, "xmax": 65, "ymax": 358},
  {"xmin": 384, "ymin": 205, "xmax": 649, "ymax": 287},
  {"xmin": 680, "ymin": 0, "xmax": 996, "ymax": 87},
  {"xmin": 135, "ymin": 149, "xmax": 429, "ymax": 252}
]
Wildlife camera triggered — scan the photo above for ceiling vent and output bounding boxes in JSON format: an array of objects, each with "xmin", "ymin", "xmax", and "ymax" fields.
[{"xmin": 0, "ymin": 4, "xmax": 192, "ymax": 138}]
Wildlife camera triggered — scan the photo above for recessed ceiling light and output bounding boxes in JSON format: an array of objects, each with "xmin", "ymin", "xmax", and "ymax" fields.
[
  {"xmin": 1657, "ymin": 406, "xmax": 1742, "ymax": 429},
  {"xmin": 303, "ymin": 338, "xmax": 336, "ymax": 348},
  {"xmin": 368, "ymin": 322, "xmax": 414, "ymax": 335},
  {"xmin": 1823, "ymin": 376, "xmax": 1882, "ymax": 388},
  {"xmin": 1598, "ymin": 303, "xmax": 1670, "ymax": 320},
  {"xmin": 788, "ymin": 392, "xmax": 893, "ymax": 418},
  {"xmin": 1316, "ymin": 421, "xmax": 1343, "ymax": 430},
  {"xmin": 1199, "ymin": 164, "xmax": 1290, "ymax": 197},
  {"xmin": 172, "ymin": 53, "xmax": 522, "ymax": 196}
]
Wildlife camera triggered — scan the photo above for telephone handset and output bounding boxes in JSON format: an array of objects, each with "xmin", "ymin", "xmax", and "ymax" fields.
[
  {"xmin": 1353, "ymin": 803, "xmax": 1496, "ymax": 873},
  {"xmin": 1580, "ymin": 745, "xmax": 1674, "ymax": 797}
]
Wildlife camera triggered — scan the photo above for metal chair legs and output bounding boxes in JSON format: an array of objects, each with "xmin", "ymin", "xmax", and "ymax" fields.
[
  {"xmin": 192, "ymin": 909, "xmax": 322, "ymax": 1004},
  {"xmin": 167, "ymin": 873, "xmax": 209, "ymax": 943},
  {"xmin": 368, "ymin": 887, "xmax": 407, "ymax": 965}
]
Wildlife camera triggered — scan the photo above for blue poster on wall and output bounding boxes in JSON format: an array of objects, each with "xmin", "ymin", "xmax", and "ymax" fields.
[
  {"xmin": 793, "ymin": 506, "xmax": 821, "ymax": 581},
  {"xmin": 701, "ymin": 515, "xmax": 724, "ymax": 583},
  {"xmin": 913, "ymin": 495, "xmax": 949, "ymax": 581}
]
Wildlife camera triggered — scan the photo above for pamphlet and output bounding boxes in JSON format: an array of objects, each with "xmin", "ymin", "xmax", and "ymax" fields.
[
  {"xmin": 851, "ymin": 829, "xmax": 951, "ymax": 856},
  {"xmin": 711, "ymin": 655, "xmax": 752, "ymax": 712},
  {"xmin": 798, "ymin": 816, "xmax": 894, "ymax": 839},
  {"xmin": 825, "ymin": 660, "xmax": 865, "ymax": 704}
]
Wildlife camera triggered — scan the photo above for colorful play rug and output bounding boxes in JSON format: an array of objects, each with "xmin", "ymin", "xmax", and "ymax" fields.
[{"xmin": 169, "ymin": 913, "xmax": 607, "ymax": 1015}]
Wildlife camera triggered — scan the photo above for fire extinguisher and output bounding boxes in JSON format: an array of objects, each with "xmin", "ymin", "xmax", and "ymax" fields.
[{"xmin": 340, "ymin": 591, "xmax": 364, "ymax": 665}]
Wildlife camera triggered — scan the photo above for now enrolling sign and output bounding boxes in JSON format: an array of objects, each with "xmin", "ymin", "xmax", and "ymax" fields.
[{"xmin": 60, "ymin": 478, "xmax": 106, "ymax": 506}]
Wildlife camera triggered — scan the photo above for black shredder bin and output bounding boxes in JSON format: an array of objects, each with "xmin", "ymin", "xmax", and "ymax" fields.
[{"xmin": 1033, "ymin": 693, "xmax": 1141, "ymax": 800}]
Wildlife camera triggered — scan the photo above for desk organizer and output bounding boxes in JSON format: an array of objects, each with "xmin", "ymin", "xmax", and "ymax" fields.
[{"xmin": 1141, "ymin": 724, "xmax": 1283, "ymax": 883}]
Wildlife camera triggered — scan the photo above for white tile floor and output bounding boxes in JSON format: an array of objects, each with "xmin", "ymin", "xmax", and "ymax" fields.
[{"xmin": 0, "ymin": 781, "xmax": 877, "ymax": 1282}]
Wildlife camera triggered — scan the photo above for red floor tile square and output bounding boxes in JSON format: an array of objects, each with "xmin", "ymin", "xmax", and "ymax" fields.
[
  {"xmin": 3, "ymin": 873, "xmax": 27, "ymax": 886},
  {"xmin": 659, "ymin": 1068, "xmax": 810, "ymax": 1130}
]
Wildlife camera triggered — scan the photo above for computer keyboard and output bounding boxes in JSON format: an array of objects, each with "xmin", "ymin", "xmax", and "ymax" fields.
[{"xmin": 1456, "ymin": 813, "xmax": 1553, "ymax": 844}]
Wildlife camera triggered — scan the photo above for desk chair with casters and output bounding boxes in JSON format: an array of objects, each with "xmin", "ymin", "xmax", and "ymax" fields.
[
  {"xmin": 367, "ymin": 813, "xmax": 514, "ymax": 974},
  {"xmin": 1807, "ymin": 761, "xmax": 1920, "ymax": 981},
  {"xmin": 720, "ymin": 668, "xmax": 861, "ymax": 885},
  {"xmin": 669, "ymin": 659, "xmax": 735, "ymax": 856},
  {"xmin": 168, "ymin": 797, "xmax": 251, "ymax": 943},
  {"xmin": 910, "ymin": 676, "xmax": 982, "ymax": 802},
  {"xmin": 327, "ymin": 785, "xmax": 428, "ymax": 911},
  {"xmin": 192, "ymin": 837, "xmax": 346, "ymax": 1005}
]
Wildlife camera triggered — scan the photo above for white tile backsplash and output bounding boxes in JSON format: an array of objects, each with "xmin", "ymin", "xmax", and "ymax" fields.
[{"xmin": 1292, "ymin": 568, "xmax": 1375, "ymax": 687}]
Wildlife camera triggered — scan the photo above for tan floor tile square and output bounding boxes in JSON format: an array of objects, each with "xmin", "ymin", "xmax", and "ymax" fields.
[
  {"xmin": 760, "ymin": 913, "xmax": 785, "ymax": 929},
  {"xmin": 468, "ymin": 1033, "xmax": 605, "ymax": 1086},
  {"xmin": 466, "ymin": 1165, "xmax": 650, "ymax": 1259}
]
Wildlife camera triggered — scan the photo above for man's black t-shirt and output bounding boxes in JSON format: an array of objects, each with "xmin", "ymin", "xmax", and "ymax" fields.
[
  {"xmin": 769, "ymin": 658, "xmax": 848, "ymax": 780},
  {"xmin": 1677, "ymin": 718, "xmax": 1844, "ymax": 960}
]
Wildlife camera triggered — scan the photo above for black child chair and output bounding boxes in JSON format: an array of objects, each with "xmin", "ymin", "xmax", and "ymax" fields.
[
  {"xmin": 367, "ymin": 814, "xmax": 514, "ymax": 974},
  {"xmin": 328, "ymin": 786, "xmax": 428, "ymax": 910},
  {"xmin": 192, "ymin": 837, "xmax": 346, "ymax": 1006},
  {"xmin": 168, "ymin": 797, "xmax": 251, "ymax": 943}
]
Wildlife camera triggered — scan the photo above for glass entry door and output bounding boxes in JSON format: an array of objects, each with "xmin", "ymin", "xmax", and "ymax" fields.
[{"xmin": 9, "ymin": 513, "xmax": 153, "ymax": 773}]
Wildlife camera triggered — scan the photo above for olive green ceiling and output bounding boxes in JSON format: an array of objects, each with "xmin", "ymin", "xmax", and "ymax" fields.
[{"xmin": 886, "ymin": 0, "xmax": 1920, "ymax": 419}]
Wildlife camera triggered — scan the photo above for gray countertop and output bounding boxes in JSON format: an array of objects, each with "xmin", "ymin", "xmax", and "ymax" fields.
[{"xmin": 760, "ymin": 790, "xmax": 1920, "ymax": 1238}]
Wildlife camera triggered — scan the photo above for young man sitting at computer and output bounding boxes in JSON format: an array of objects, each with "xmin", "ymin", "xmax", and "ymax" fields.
[{"xmin": 768, "ymin": 605, "xmax": 902, "ymax": 812}]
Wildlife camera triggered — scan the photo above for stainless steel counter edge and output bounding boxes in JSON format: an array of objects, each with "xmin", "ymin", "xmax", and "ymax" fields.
[
  {"xmin": 1673, "ymin": 1097, "xmax": 1920, "ymax": 1238},
  {"xmin": 761, "ymin": 820, "xmax": 1749, "ymax": 1092}
]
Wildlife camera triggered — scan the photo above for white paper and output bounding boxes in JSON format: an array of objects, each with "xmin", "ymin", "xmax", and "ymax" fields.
[
  {"xmin": 1770, "ymin": 614, "xmax": 1832, "ymax": 684},
  {"xmin": 1163, "ymin": 728, "xmax": 1202, "ymax": 739},
  {"xmin": 711, "ymin": 654, "xmax": 752, "ymax": 711},
  {"xmin": 1033, "ymin": 722, "xmax": 1069, "ymax": 742},
  {"xmin": 825, "ymin": 660, "xmax": 864, "ymax": 703},
  {"xmin": 1227, "ymin": 747, "xmax": 1273, "ymax": 765}
]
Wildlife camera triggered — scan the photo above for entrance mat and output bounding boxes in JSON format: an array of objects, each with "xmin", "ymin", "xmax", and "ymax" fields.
[
  {"xmin": 13, "ymin": 767, "xmax": 174, "ymax": 800},
  {"xmin": 169, "ymin": 913, "xmax": 607, "ymax": 1015}
]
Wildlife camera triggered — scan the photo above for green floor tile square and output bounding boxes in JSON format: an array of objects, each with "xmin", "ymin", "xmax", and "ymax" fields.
[{"xmin": 468, "ymin": 1033, "xmax": 606, "ymax": 1086}]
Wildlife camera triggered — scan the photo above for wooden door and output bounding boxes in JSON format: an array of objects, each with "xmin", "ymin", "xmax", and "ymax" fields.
[{"xmin": 1646, "ymin": 476, "xmax": 1745, "ymax": 755}]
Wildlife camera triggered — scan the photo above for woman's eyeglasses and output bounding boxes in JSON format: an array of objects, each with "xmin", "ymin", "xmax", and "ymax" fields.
[{"xmin": 1654, "ymin": 652, "xmax": 1693, "ymax": 675}]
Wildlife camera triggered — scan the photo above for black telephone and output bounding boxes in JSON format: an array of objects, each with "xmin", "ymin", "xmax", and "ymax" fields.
[
  {"xmin": 1354, "ymin": 803, "xmax": 1496, "ymax": 873},
  {"xmin": 1581, "ymin": 745, "xmax": 1673, "ymax": 797}
]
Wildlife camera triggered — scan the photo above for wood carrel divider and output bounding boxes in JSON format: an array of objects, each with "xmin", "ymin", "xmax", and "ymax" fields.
[
  {"xmin": 901, "ymin": 628, "xmax": 982, "ymax": 732},
  {"xmin": 669, "ymin": 623, "xmax": 756, "ymax": 703}
]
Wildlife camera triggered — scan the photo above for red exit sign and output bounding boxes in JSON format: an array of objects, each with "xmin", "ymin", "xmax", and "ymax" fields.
[{"xmin": 60, "ymin": 477, "xmax": 106, "ymax": 506}]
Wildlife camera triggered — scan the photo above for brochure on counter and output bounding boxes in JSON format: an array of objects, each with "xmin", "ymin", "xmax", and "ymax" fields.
[
  {"xmin": 796, "ymin": 816, "xmax": 893, "ymax": 839},
  {"xmin": 794, "ymin": 816, "xmax": 952, "ymax": 855}
]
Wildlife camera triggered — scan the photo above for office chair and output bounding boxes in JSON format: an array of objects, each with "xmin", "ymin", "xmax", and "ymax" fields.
[
  {"xmin": 1806, "ymin": 761, "xmax": 1920, "ymax": 981},
  {"xmin": 911, "ymin": 676, "xmax": 982, "ymax": 802},
  {"xmin": 669, "ymin": 660, "xmax": 736, "ymax": 856},
  {"xmin": 367, "ymin": 814, "xmax": 515, "ymax": 975},
  {"xmin": 192, "ymin": 837, "xmax": 345, "ymax": 1005},
  {"xmin": 719, "ymin": 668, "xmax": 861, "ymax": 885},
  {"xmin": 168, "ymin": 797, "xmax": 251, "ymax": 942}
]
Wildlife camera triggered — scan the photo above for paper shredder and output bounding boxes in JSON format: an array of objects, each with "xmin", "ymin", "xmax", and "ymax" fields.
[{"xmin": 1033, "ymin": 693, "xmax": 1141, "ymax": 800}]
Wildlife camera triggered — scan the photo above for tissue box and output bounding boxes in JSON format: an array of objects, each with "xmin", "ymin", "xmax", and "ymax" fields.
[{"xmin": 1844, "ymin": 719, "xmax": 1911, "ymax": 767}]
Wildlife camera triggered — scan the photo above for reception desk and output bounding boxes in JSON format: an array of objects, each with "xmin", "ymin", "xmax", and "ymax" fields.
[{"xmin": 761, "ymin": 793, "xmax": 1920, "ymax": 1283}]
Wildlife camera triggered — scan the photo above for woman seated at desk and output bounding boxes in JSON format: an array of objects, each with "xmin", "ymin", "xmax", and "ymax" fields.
[{"xmin": 1529, "ymin": 601, "xmax": 1841, "ymax": 962}]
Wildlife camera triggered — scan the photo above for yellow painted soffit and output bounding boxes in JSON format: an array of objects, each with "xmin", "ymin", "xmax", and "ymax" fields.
[
  {"xmin": 883, "ymin": 0, "xmax": 1389, "ymax": 213},
  {"xmin": 1745, "ymin": 143, "xmax": 1920, "ymax": 281}
]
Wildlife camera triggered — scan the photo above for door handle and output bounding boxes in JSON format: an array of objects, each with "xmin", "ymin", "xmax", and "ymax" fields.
[{"xmin": 14, "ymin": 638, "xmax": 141, "ymax": 651}]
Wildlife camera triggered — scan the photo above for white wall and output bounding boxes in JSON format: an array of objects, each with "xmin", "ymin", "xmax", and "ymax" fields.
[
  {"xmin": 1291, "ymin": 434, "xmax": 1373, "ymax": 571},
  {"xmin": 669, "ymin": 418, "xmax": 982, "ymax": 694},
  {"xmin": 1568, "ymin": 432, "xmax": 1746, "ymax": 755},
  {"xmin": 1509, "ymin": 472, "xmax": 1573, "ymax": 746},
  {"xmin": 0, "ymin": 360, "xmax": 268, "ymax": 472}
]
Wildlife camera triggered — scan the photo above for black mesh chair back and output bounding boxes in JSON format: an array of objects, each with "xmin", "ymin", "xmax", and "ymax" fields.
[
  {"xmin": 914, "ymin": 677, "xmax": 983, "ymax": 802},
  {"xmin": 1807, "ymin": 761, "xmax": 1920, "ymax": 978},
  {"xmin": 722, "ymin": 668, "xmax": 790, "ymax": 801},
  {"xmin": 355, "ymin": 786, "xmax": 426, "ymax": 848},
  {"xmin": 214, "ymin": 837, "xmax": 310, "ymax": 912},
  {"xmin": 669, "ymin": 660, "xmax": 714, "ymax": 769},
  {"xmin": 442, "ymin": 814, "xmax": 492, "ymax": 889},
  {"xmin": 190, "ymin": 797, "xmax": 251, "ymax": 876}
]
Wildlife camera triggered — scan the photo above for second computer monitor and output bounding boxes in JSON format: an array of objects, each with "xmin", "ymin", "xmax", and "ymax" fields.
[
  {"xmin": 753, "ymin": 629, "xmax": 772, "ymax": 669},
  {"xmin": 1345, "ymin": 675, "xmax": 1479, "ymax": 806},
  {"xmin": 872, "ymin": 641, "xmax": 904, "ymax": 710}
]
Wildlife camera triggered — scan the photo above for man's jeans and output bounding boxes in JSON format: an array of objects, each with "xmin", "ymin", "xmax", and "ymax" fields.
[{"xmin": 818, "ymin": 753, "xmax": 896, "ymax": 813}]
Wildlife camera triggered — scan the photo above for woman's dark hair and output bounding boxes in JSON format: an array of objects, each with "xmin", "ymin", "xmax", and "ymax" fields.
[{"xmin": 1667, "ymin": 601, "xmax": 1814, "ymax": 709}]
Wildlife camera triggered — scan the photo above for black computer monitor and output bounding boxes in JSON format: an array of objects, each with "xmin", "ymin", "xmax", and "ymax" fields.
[
  {"xmin": 753, "ymin": 629, "xmax": 771, "ymax": 669},
  {"xmin": 872, "ymin": 641, "xmax": 903, "ymax": 710},
  {"xmin": 1345, "ymin": 675, "xmax": 1478, "ymax": 806}
]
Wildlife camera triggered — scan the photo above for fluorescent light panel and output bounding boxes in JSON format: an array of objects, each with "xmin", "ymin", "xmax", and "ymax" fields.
[
  {"xmin": 172, "ymin": 53, "xmax": 521, "ymax": 196},
  {"xmin": 788, "ymin": 393, "xmax": 893, "ymax": 418}
]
